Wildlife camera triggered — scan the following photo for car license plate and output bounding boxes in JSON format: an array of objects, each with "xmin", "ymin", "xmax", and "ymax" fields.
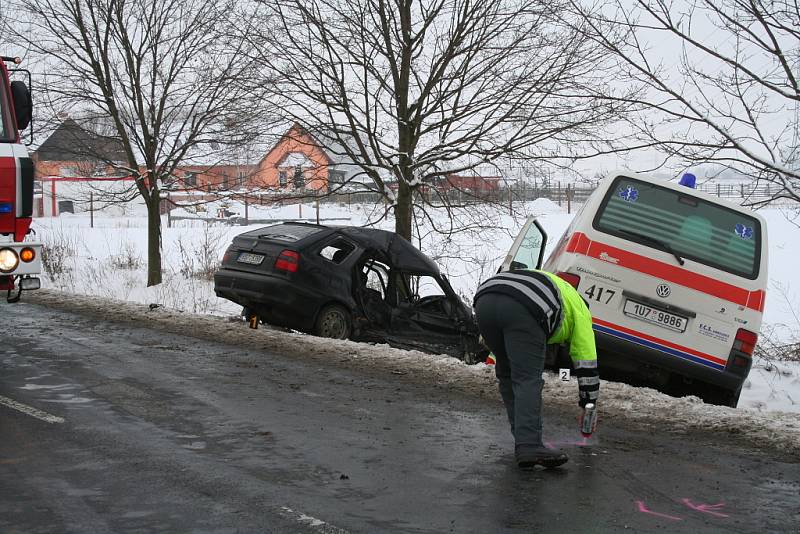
[
  {"xmin": 623, "ymin": 299, "xmax": 687, "ymax": 332},
  {"xmin": 237, "ymin": 252, "xmax": 264, "ymax": 265}
]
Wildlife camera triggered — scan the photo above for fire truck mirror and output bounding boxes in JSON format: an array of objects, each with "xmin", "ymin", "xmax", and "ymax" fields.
[{"xmin": 10, "ymin": 80, "xmax": 32, "ymax": 130}]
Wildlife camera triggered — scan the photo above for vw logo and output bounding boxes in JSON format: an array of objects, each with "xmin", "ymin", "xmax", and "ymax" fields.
[{"xmin": 656, "ymin": 283, "xmax": 671, "ymax": 298}]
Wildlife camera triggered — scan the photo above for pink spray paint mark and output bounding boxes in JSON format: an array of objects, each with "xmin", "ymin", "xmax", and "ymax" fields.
[
  {"xmin": 635, "ymin": 501, "xmax": 682, "ymax": 521},
  {"xmin": 681, "ymin": 499, "xmax": 729, "ymax": 518}
]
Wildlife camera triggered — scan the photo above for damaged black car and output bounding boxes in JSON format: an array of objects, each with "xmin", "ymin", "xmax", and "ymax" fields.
[{"xmin": 214, "ymin": 222, "xmax": 488, "ymax": 363}]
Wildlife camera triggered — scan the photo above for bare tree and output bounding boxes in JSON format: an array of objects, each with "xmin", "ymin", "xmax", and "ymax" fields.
[
  {"xmin": 242, "ymin": 0, "xmax": 628, "ymax": 241},
  {"xmin": 12, "ymin": 0, "xmax": 262, "ymax": 285},
  {"xmin": 574, "ymin": 0, "xmax": 800, "ymax": 207}
]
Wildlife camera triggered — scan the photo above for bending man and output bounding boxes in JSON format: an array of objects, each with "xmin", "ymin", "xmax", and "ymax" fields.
[{"xmin": 473, "ymin": 269, "xmax": 599, "ymax": 469}]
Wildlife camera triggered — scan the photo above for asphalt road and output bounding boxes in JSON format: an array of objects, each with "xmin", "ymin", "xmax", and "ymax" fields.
[{"xmin": 1, "ymin": 301, "xmax": 799, "ymax": 533}]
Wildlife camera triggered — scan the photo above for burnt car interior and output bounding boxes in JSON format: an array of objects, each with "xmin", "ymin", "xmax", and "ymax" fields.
[
  {"xmin": 357, "ymin": 258, "xmax": 392, "ymax": 328},
  {"xmin": 352, "ymin": 256, "xmax": 462, "ymax": 338},
  {"xmin": 392, "ymin": 272, "xmax": 463, "ymax": 334}
]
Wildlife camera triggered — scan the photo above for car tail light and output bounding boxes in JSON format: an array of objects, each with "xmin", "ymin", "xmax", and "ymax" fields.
[
  {"xmin": 274, "ymin": 249, "xmax": 300, "ymax": 273},
  {"xmin": 222, "ymin": 248, "xmax": 232, "ymax": 263},
  {"xmin": 556, "ymin": 271, "xmax": 580, "ymax": 288},
  {"xmin": 733, "ymin": 328, "xmax": 758, "ymax": 356}
]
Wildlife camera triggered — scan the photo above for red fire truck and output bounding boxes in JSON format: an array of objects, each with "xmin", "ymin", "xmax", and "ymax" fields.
[{"xmin": 0, "ymin": 55, "xmax": 41, "ymax": 302}]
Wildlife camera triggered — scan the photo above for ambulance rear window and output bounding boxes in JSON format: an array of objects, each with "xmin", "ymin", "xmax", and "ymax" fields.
[{"xmin": 593, "ymin": 177, "xmax": 761, "ymax": 279}]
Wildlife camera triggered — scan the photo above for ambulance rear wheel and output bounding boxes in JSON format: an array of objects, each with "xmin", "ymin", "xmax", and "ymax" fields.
[{"xmin": 704, "ymin": 384, "xmax": 742, "ymax": 408}]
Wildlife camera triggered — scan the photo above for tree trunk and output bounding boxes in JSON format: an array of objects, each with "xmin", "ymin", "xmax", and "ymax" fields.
[
  {"xmin": 146, "ymin": 194, "xmax": 163, "ymax": 287},
  {"xmin": 394, "ymin": 178, "xmax": 412, "ymax": 241}
]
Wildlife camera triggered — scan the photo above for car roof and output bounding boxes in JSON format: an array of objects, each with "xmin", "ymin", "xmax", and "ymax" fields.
[
  {"xmin": 247, "ymin": 222, "xmax": 441, "ymax": 274},
  {"xmin": 335, "ymin": 226, "xmax": 440, "ymax": 274}
]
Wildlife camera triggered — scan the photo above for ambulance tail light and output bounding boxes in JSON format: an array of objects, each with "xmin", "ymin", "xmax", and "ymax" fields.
[
  {"xmin": 556, "ymin": 271, "xmax": 580, "ymax": 289},
  {"xmin": 728, "ymin": 328, "xmax": 757, "ymax": 376},
  {"xmin": 274, "ymin": 250, "xmax": 300, "ymax": 273},
  {"xmin": 733, "ymin": 328, "xmax": 758, "ymax": 357}
]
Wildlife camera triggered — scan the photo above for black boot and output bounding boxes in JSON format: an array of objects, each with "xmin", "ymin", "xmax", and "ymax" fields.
[{"xmin": 515, "ymin": 445, "xmax": 569, "ymax": 469}]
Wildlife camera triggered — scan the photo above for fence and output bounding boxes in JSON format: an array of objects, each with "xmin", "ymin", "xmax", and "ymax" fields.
[{"xmin": 160, "ymin": 179, "xmax": 789, "ymax": 222}]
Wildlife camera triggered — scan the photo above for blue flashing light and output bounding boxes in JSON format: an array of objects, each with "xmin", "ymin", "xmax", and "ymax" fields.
[
  {"xmin": 679, "ymin": 173, "xmax": 697, "ymax": 188},
  {"xmin": 0, "ymin": 202, "xmax": 13, "ymax": 213}
]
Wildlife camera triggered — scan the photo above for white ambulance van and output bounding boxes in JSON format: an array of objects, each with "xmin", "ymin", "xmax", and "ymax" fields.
[{"xmin": 502, "ymin": 171, "xmax": 768, "ymax": 407}]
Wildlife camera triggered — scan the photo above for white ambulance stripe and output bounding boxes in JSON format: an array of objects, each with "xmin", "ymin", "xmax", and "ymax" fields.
[
  {"xmin": 574, "ymin": 360, "xmax": 597, "ymax": 369},
  {"xmin": 0, "ymin": 394, "xmax": 65, "ymax": 424},
  {"xmin": 578, "ymin": 376, "xmax": 600, "ymax": 386},
  {"xmin": 479, "ymin": 279, "xmax": 556, "ymax": 321}
]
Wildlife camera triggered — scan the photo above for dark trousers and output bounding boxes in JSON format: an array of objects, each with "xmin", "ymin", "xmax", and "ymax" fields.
[{"xmin": 475, "ymin": 292, "xmax": 547, "ymax": 448}]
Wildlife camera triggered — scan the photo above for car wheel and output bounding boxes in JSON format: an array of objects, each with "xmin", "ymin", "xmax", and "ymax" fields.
[{"xmin": 314, "ymin": 304, "xmax": 352, "ymax": 340}]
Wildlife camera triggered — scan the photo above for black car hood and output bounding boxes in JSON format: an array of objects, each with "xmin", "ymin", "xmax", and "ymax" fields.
[{"xmin": 336, "ymin": 226, "xmax": 440, "ymax": 274}]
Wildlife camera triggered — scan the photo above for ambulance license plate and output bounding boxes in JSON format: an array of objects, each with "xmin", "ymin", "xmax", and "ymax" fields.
[
  {"xmin": 237, "ymin": 252, "xmax": 264, "ymax": 265},
  {"xmin": 623, "ymin": 299, "xmax": 687, "ymax": 332}
]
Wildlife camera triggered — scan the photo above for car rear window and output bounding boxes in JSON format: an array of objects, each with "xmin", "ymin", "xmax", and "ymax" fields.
[
  {"xmin": 250, "ymin": 223, "xmax": 325, "ymax": 242},
  {"xmin": 593, "ymin": 176, "xmax": 761, "ymax": 279}
]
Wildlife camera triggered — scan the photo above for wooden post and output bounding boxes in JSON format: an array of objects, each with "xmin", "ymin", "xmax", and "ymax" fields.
[
  {"xmin": 315, "ymin": 193, "xmax": 320, "ymax": 224},
  {"xmin": 167, "ymin": 192, "xmax": 172, "ymax": 228},
  {"xmin": 557, "ymin": 181, "xmax": 562, "ymax": 206},
  {"xmin": 566, "ymin": 183, "xmax": 572, "ymax": 214},
  {"xmin": 244, "ymin": 195, "xmax": 249, "ymax": 225},
  {"xmin": 90, "ymin": 191, "xmax": 94, "ymax": 228}
]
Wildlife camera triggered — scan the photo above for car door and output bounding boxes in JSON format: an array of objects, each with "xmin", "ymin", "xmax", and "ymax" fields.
[{"xmin": 500, "ymin": 217, "xmax": 548, "ymax": 272}]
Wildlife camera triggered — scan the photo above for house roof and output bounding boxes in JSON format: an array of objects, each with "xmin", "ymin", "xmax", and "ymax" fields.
[
  {"xmin": 260, "ymin": 122, "xmax": 334, "ymax": 167},
  {"xmin": 33, "ymin": 118, "xmax": 127, "ymax": 162}
]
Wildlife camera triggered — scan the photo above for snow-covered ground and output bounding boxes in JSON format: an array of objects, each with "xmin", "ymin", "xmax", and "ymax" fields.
[{"xmin": 30, "ymin": 197, "xmax": 800, "ymax": 421}]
